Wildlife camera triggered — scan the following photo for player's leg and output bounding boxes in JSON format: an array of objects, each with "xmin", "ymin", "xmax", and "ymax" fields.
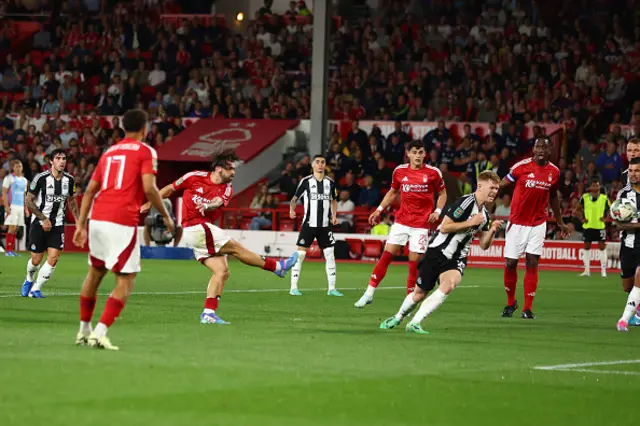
[
  {"xmin": 407, "ymin": 268, "xmax": 463, "ymax": 334},
  {"xmin": 200, "ymin": 256, "xmax": 231, "ymax": 324},
  {"xmin": 502, "ymin": 224, "xmax": 526, "ymax": 316},
  {"xmin": 77, "ymin": 263, "xmax": 108, "ymax": 344},
  {"xmin": 520, "ymin": 223, "xmax": 545, "ymax": 319},
  {"xmin": 88, "ymin": 272, "xmax": 135, "ymax": 350},
  {"xmin": 318, "ymin": 228, "xmax": 341, "ymax": 296},
  {"xmin": 217, "ymin": 238, "xmax": 298, "ymax": 277},
  {"xmin": 380, "ymin": 252, "xmax": 434, "ymax": 330},
  {"xmin": 290, "ymin": 227, "xmax": 313, "ymax": 295},
  {"xmin": 172, "ymin": 225, "xmax": 183, "ymax": 247},
  {"xmin": 5, "ymin": 224, "xmax": 16, "ymax": 255},
  {"xmin": 597, "ymin": 233, "xmax": 607, "ymax": 277},
  {"xmin": 406, "ymin": 227, "xmax": 429, "ymax": 294},
  {"xmin": 581, "ymin": 238, "xmax": 593, "ymax": 276},
  {"xmin": 616, "ymin": 265, "xmax": 640, "ymax": 331},
  {"xmin": 29, "ymin": 247, "xmax": 60, "ymax": 298},
  {"xmin": 22, "ymin": 248, "xmax": 43, "ymax": 297},
  {"xmin": 355, "ymin": 224, "xmax": 406, "ymax": 307}
]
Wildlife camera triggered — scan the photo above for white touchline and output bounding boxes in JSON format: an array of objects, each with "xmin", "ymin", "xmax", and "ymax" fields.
[
  {"xmin": 0, "ymin": 285, "xmax": 481, "ymax": 298},
  {"xmin": 534, "ymin": 360, "xmax": 640, "ymax": 375}
]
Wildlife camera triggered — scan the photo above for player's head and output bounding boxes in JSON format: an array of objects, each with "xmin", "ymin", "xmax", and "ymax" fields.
[
  {"xmin": 629, "ymin": 157, "xmax": 640, "ymax": 185},
  {"xmin": 49, "ymin": 148, "xmax": 67, "ymax": 173},
  {"xmin": 10, "ymin": 159, "xmax": 23, "ymax": 176},
  {"xmin": 122, "ymin": 109, "xmax": 149, "ymax": 142},
  {"xmin": 475, "ymin": 170, "xmax": 500, "ymax": 203},
  {"xmin": 406, "ymin": 140, "xmax": 426, "ymax": 166},
  {"xmin": 312, "ymin": 154, "xmax": 326, "ymax": 174},
  {"xmin": 627, "ymin": 138, "xmax": 640, "ymax": 162},
  {"xmin": 589, "ymin": 177, "xmax": 601, "ymax": 194},
  {"xmin": 532, "ymin": 137, "xmax": 551, "ymax": 163},
  {"xmin": 211, "ymin": 147, "xmax": 239, "ymax": 183}
]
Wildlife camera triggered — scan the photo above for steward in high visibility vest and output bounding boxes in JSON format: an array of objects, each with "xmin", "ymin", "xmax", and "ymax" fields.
[{"xmin": 577, "ymin": 178, "xmax": 610, "ymax": 277}]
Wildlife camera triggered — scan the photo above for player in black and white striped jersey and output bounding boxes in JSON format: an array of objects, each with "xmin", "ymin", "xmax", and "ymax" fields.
[
  {"xmin": 379, "ymin": 171, "xmax": 503, "ymax": 334},
  {"xmin": 621, "ymin": 139, "xmax": 639, "ymax": 186},
  {"xmin": 288, "ymin": 155, "xmax": 343, "ymax": 297},
  {"xmin": 21, "ymin": 149, "xmax": 79, "ymax": 298}
]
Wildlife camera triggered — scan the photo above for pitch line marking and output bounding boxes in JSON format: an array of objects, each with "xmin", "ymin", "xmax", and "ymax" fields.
[{"xmin": 534, "ymin": 360, "xmax": 640, "ymax": 376}]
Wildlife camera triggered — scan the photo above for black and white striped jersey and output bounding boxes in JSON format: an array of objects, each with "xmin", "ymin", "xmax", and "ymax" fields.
[
  {"xmin": 429, "ymin": 194, "xmax": 491, "ymax": 259},
  {"xmin": 616, "ymin": 185, "xmax": 640, "ymax": 249},
  {"xmin": 293, "ymin": 174, "xmax": 337, "ymax": 228},
  {"xmin": 28, "ymin": 171, "xmax": 75, "ymax": 227},
  {"xmin": 622, "ymin": 169, "xmax": 629, "ymax": 186}
]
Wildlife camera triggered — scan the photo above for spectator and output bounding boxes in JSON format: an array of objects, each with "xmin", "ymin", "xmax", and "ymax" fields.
[
  {"xmin": 340, "ymin": 171, "xmax": 361, "ymax": 203},
  {"xmin": 596, "ymin": 141, "xmax": 623, "ymax": 184},
  {"xmin": 370, "ymin": 213, "xmax": 391, "ymax": 235},
  {"xmin": 336, "ymin": 189, "xmax": 355, "ymax": 233},
  {"xmin": 249, "ymin": 193, "xmax": 278, "ymax": 230},
  {"xmin": 358, "ymin": 175, "xmax": 380, "ymax": 208}
]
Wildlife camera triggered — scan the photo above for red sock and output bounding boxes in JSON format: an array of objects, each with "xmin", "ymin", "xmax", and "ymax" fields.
[
  {"xmin": 262, "ymin": 257, "xmax": 276, "ymax": 272},
  {"xmin": 523, "ymin": 266, "xmax": 538, "ymax": 311},
  {"xmin": 406, "ymin": 260, "xmax": 418, "ymax": 294},
  {"xmin": 204, "ymin": 296, "xmax": 219, "ymax": 311},
  {"xmin": 80, "ymin": 296, "xmax": 97, "ymax": 322},
  {"xmin": 369, "ymin": 251, "xmax": 394, "ymax": 288},
  {"xmin": 504, "ymin": 267, "xmax": 518, "ymax": 306},
  {"xmin": 6, "ymin": 233, "xmax": 15, "ymax": 252},
  {"xmin": 98, "ymin": 297, "xmax": 126, "ymax": 328}
]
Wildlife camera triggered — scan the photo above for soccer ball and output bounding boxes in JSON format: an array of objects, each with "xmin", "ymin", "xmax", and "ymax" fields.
[{"xmin": 610, "ymin": 198, "xmax": 637, "ymax": 222}]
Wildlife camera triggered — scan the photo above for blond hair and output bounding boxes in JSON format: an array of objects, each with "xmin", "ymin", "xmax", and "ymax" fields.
[{"xmin": 477, "ymin": 170, "xmax": 500, "ymax": 183}]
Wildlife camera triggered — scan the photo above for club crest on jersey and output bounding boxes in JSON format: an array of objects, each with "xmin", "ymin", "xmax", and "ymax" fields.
[
  {"xmin": 548, "ymin": 173, "xmax": 553, "ymax": 182},
  {"xmin": 423, "ymin": 175, "xmax": 428, "ymax": 183},
  {"xmin": 453, "ymin": 207, "xmax": 465, "ymax": 218},
  {"xmin": 62, "ymin": 182, "xmax": 69, "ymax": 194}
]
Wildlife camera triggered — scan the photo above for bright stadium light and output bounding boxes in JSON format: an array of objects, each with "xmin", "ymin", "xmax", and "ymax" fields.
[{"xmin": 236, "ymin": 12, "xmax": 244, "ymax": 22}]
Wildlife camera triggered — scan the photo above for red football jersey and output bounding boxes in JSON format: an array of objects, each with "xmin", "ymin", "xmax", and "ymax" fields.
[
  {"xmin": 391, "ymin": 163, "xmax": 445, "ymax": 228},
  {"xmin": 90, "ymin": 138, "xmax": 157, "ymax": 226},
  {"xmin": 507, "ymin": 157, "xmax": 560, "ymax": 226},
  {"xmin": 172, "ymin": 171, "xmax": 233, "ymax": 227}
]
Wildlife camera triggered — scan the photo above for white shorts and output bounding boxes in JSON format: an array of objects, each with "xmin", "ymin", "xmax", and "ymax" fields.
[
  {"xmin": 88, "ymin": 220, "xmax": 140, "ymax": 274},
  {"xmin": 386, "ymin": 222, "xmax": 429, "ymax": 254},
  {"xmin": 4, "ymin": 205, "xmax": 25, "ymax": 226},
  {"xmin": 182, "ymin": 222, "xmax": 231, "ymax": 262},
  {"xmin": 504, "ymin": 222, "xmax": 547, "ymax": 259}
]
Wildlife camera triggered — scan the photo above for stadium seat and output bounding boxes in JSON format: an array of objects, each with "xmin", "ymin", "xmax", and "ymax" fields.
[
  {"xmin": 279, "ymin": 220, "xmax": 295, "ymax": 232},
  {"xmin": 363, "ymin": 239, "xmax": 384, "ymax": 258},
  {"xmin": 344, "ymin": 238, "xmax": 363, "ymax": 259},
  {"xmin": 306, "ymin": 242, "xmax": 322, "ymax": 258}
]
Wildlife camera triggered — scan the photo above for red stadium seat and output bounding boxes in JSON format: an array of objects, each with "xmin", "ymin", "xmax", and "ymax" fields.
[
  {"xmin": 344, "ymin": 238, "xmax": 363, "ymax": 259},
  {"xmin": 279, "ymin": 220, "xmax": 295, "ymax": 232},
  {"xmin": 363, "ymin": 239, "xmax": 384, "ymax": 258},
  {"xmin": 306, "ymin": 242, "xmax": 322, "ymax": 258}
]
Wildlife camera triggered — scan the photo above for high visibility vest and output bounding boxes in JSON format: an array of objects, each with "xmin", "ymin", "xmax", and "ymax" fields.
[{"xmin": 582, "ymin": 193, "xmax": 609, "ymax": 230}]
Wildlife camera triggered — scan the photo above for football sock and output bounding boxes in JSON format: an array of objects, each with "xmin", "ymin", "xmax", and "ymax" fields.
[
  {"xmin": 79, "ymin": 296, "xmax": 97, "ymax": 334},
  {"xmin": 523, "ymin": 266, "xmax": 538, "ymax": 311},
  {"xmin": 406, "ymin": 260, "xmax": 418, "ymax": 294},
  {"xmin": 395, "ymin": 293, "xmax": 418, "ymax": 320},
  {"xmin": 368, "ymin": 250, "xmax": 394, "ymax": 290},
  {"xmin": 262, "ymin": 257, "xmax": 277, "ymax": 272},
  {"xmin": 290, "ymin": 250, "xmax": 306, "ymax": 290},
  {"xmin": 620, "ymin": 287, "xmax": 640, "ymax": 323},
  {"xmin": 203, "ymin": 296, "xmax": 220, "ymax": 314},
  {"xmin": 323, "ymin": 247, "xmax": 337, "ymax": 291},
  {"xmin": 409, "ymin": 289, "xmax": 448, "ymax": 325},
  {"xmin": 26, "ymin": 258, "xmax": 38, "ymax": 282},
  {"xmin": 94, "ymin": 297, "xmax": 126, "ymax": 337},
  {"xmin": 600, "ymin": 249, "xmax": 608, "ymax": 270},
  {"xmin": 583, "ymin": 250, "xmax": 590, "ymax": 271},
  {"xmin": 504, "ymin": 267, "xmax": 518, "ymax": 306},
  {"xmin": 6, "ymin": 232, "xmax": 15, "ymax": 252},
  {"xmin": 31, "ymin": 261, "xmax": 55, "ymax": 292}
]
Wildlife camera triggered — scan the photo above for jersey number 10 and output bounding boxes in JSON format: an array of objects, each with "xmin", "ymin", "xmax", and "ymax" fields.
[{"xmin": 102, "ymin": 155, "xmax": 126, "ymax": 190}]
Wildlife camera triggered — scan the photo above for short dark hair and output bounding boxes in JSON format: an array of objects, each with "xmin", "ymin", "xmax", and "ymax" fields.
[
  {"xmin": 628, "ymin": 138, "xmax": 640, "ymax": 145},
  {"xmin": 407, "ymin": 140, "xmax": 425, "ymax": 151},
  {"xmin": 312, "ymin": 154, "xmax": 324, "ymax": 161},
  {"xmin": 122, "ymin": 109, "xmax": 148, "ymax": 133},
  {"xmin": 211, "ymin": 147, "xmax": 240, "ymax": 171},
  {"xmin": 49, "ymin": 148, "xmax": 66, "ymax": 162},
  {"xmin": 590, "ymin": 177, "xmax": 601, "ymax": 185},
  {"xmin": 630, "ymin": 157, "xmax": 640, "ymax": 165}
]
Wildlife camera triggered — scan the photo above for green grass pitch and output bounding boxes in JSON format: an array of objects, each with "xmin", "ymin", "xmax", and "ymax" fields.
[{"xmin": 1, "ymin": 253, "xmax": 639, "ymax": 425}]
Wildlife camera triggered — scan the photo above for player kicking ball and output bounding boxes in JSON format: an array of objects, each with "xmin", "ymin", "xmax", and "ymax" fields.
[
  {"xmin": 142, "ymin": 147, "xmax": 299, "ymax": 325},
  {"xmin": 499, "ymin": 137, "xmax": 568, "ymax": 319},
  {"xmin": 354, "ymin": 140, "xmax": 447, "ymax": 308},
  {"xmin": 379, "ymin": 171, "xmax": 502, "ymax": 334}
]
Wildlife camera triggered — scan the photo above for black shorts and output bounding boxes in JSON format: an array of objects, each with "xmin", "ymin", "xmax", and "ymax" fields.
[
  {"xmin": 296, "ymin": 226, "xmax": 335, "ymax": 250},
  {"xmin": 620, "ymin": 245, "xmax": 640, "ymax": 279},
  {"xmin": 583, "ymin": 229, "xmax": 606, "ymax": 243},
  {"xmin": 29, "ymin": 222, "xmax": 65, "ymax": 253},
  {"xmin": 416, "ymin": 250, "xmax": 467, "ymax": 292}
]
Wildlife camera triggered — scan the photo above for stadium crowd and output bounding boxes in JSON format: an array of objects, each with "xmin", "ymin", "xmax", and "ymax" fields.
[{"xmin": 0, "ymin": 0, "xmax": 639, "ymax": 239}]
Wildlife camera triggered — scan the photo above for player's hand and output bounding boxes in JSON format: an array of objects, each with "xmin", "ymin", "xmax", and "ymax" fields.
[
  {"xmin": 369, "ymin": 209, "xmax": 381, "ymax": 225},
  {"xmin": 490, "ymin": 220, "xmax": 504, "ymax": 232},
  {"xmin": 73, "ymin": 226, "xmax": 87, "ymax": 248},
  {"xmin": 557, "ymin": 222, "xmax": 570, "ymax": 239},
  {"xmin": 140, "ymin": 202, "xmax": 152, "ymax": 214},
  {"xmin": 4, "ymin": 206, "xmax": 9, "ymax": 218},
  {"xmin": 331, "ymin": 214, "xmax": 338, "ymax": 226},
  {"xmin": 469, "ymin": 213, "xmax": 485, "ymax": 227},
  {"xmin": 163, "ymin": 215, "xmax": 175, "ymax": 233},
  {"xmin": 289, "ymin": 209, "xmax": 296, "ymax": 219},
  {"xmin": 42, "ymin": 218, "xmax": 52, "ymax": 232},
  {"xmin": 428, "ymin": 211, "xmax": 440, "ymax": 223}
]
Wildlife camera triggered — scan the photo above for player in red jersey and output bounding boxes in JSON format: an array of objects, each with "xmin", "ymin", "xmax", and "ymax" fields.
[
  {"xmin": 142, "ymin": 147, "xmax": 299, "ymax": 325},
  {"xmin": 500, "ymin": 137, "xmax": 569, "ymax": 319},
  {"xmin": 72, "ymin": 110, "xmax": 175, "ymax": 351},
  {"xmin": 354, "ymin": 140, "xmax": 447, "ymax": 308}
]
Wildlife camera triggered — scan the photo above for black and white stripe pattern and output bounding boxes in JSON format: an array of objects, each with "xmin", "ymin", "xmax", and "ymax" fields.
[
  {"xmin": 429, "ymin": 194, "xmax": 491, "ymax": 259},
  {"xmin": 622, "ymin": 169, "xmax": 629, "ymax": 186},
  {"xmin": 293, "ymin": 175, "xmax": 337, "ymax": 228},
  {"xmin": 29, "ymin": 171, "xmax": 75, "ymax": 227},
  {"xmin": 617, "ymin": 185, "xmax": 640, "ymax": 249}
]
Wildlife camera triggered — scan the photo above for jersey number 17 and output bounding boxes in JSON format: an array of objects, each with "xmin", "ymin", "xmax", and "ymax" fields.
[{"xmin": 102, "ymin": 155, "xmax": 127, "ymax": 190}]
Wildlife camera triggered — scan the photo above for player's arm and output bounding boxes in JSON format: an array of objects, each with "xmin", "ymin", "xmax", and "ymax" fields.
[
  {"xmin": 140, "ymin": 183, "xmax": 175, "ymax": 213},
  {"xmin": 68, "ymin": 178, "xmax": 79, "ymax": 221},
  {"xmin": 290, "ymin": 178, "xmax": 308, "ymax": 219},
  {"xmin": 576, "ymin": 197, "xmax": 585, "ymax": 223},
  {"xmin": 499, "ymin": 177, "xmax": 513, "ymax": 190},
  {"xmin": 330, "ymin": 180, "xmax": 338, "ymax": 225},
  {"xmin": 478, "ymin": 219, "xmax": 504, "ymax": 250},
  {"xmin": 369, "ymin": 186, "xmax": 399, "ymax": 225},
  {"xmin": 1, "ymin": 177, "xmax": 9, "ymax": 213},
  {"xmin": 614, "ymin": 222, "xmax": 640, "ymax": 231},
  {"xmin": 439, "ymin": 213, "xmax": 486, "ymax": 234},
  {"xmin": 142, "ymin": 174, "xmax": 174, "ymax": 230},
  {"xmin": 26, "ymin": 176, "xmax": 47, "ymax": 223},
  {"xmin": 549, "ymin": 190, "xmax": 568, "ymax": 237},
  {"xmin": 429, "ymin": 187, "xmax": 447, "ymax": 223}
]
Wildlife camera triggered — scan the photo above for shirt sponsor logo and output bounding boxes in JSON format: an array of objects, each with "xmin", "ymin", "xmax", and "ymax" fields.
[
  {"xmin": 310, "ymin": 193, "xmax": 331, "ymax": 201},
  {"xmin": 402, "ymin": 183, "xmax": 430, "ymax": 193},
  {"xmin": 524, "ymin": 180, "xmax": 552, "ymax": 189}
]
